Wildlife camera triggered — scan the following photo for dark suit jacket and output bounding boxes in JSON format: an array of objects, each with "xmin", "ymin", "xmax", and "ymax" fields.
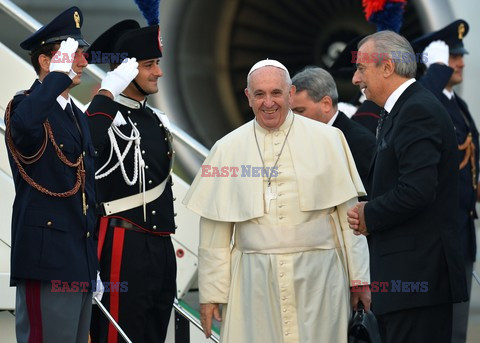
[
  {"xmin": 6, "ymin": 71, "xmax": 101, "ymax": 286},
  {"xmin": 419, "ymin": 64, "xmax": 478, "ymax": 262},
  {"xmin": 364, "ymin": 81, "xmax": 468, "ymax": 315},
  {"xmin": 333, "ymin": 111, "xmax": 376, "ymax": 193}
]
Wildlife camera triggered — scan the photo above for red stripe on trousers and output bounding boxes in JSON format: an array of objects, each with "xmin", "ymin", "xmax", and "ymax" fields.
[
  {"xmin": 108, "ymin": 227, "xmax": 126, "ymax": 342},
  {"xmin": 97, "ymin": 216, "xmax": 109, "ymax": 260},
  {"xmin": 25, "ymin": 279, "xmax": 43, "ymax": 343}
]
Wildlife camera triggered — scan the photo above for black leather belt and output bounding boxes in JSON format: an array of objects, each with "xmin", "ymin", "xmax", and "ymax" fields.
[{"xmin": 108, "ymin": 218, "xmax": 171, "ymax": 236}]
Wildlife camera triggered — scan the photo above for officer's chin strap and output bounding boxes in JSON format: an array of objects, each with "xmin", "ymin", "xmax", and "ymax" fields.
[{"xmin": 132, "ymin": 79, "xmax": 149, "ymax": 98}]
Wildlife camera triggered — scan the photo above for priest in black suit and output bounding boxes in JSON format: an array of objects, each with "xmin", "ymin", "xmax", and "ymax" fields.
[
  {"xmin": 347, "ymin": 31, "xmax": 468, "ymax": 343},
  {"xmin": 291, "ymin": 66, "xmax": 376, "ymax": 192}
]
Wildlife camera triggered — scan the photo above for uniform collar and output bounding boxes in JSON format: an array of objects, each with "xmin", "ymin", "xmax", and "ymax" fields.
[
  {"xmin": 116, "ymin": 93, "xmax": 147, "ymax": 109},
  {"xmin": 254, "ymin": 110, "xmax": 294, "ymax": 135},
  {"xmin": 56, "ymin": 94, "xmax": 71, "ymax": 110},
  {"xmin": 443, "ymin": 88, "xmax": 455, "ymax": 100}
]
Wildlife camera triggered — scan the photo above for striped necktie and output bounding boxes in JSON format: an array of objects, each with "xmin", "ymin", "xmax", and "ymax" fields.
[{"xmin": 375, "ymin": 108, "xmax": 389, "ymax": 139}]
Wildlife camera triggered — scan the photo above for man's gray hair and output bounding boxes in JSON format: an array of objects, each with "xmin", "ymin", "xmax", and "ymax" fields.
[
  {"xmin": 292, "ymin": 66, "xmax": 338, "ymax": 106},
  {"xmin": 359, "ymin": 31, "xmax": 417, "ymax": 78}
]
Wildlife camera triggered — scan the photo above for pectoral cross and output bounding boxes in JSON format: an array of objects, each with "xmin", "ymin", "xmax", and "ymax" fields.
[{"xmin": 264, "ymin": 184, "xmax": 277, "ymax": 214}]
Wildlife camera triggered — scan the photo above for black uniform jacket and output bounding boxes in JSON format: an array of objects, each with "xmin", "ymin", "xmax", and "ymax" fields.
[
  {"xmin": 419, "ymin": 63, "xmax": 479, "ymax": 262},
  {"xmin": 364, "ymin": 81, "xmax": 468, "ymax": 315},
  {"xmin": 86, "ymin": 95, "xmax": 175, "ymax": 233},
  {"xmin": 7, "ymin": 72, "xmax": 100, "ymax": 286}
]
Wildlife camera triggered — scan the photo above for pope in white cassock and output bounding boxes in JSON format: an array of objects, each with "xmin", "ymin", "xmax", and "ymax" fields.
[{"xmin": 183, "ymin": 59, "xmax": 371, "ymax": 342}]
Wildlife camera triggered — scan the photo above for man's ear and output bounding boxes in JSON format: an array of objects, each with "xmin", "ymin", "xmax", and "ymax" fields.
[
  {"xmin": 244, "ymin": 87, "xmax": 253, "ymax": 107},
  {"xmin": 383, "ymin": 58, "xmax": 395, "ymax": 78},
  {"xmin": 288, "ymin": 85, "xmax": 296, "ymax": 107},
  {"xmin": 320, "ymin": 95, "xmax": 333, "ymax": 113},
  {"xmin": 38, "ymin": 53, "xmax": 51, "ymax": 74}
]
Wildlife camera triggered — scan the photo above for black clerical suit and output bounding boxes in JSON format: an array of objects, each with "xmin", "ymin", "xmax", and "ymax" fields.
[
  {"xmin": 87, "ymin": 94, "xmax": 176, "ymax": 343},
  {"xmin": 364, "ymin": 81, "xmax": 468, "ymax": 342},
  {"xmin": 332, "ymin": 111, "xmax": 376, "ymax": 192}
]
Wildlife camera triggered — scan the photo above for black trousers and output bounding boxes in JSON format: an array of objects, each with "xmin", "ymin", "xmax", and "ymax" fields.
[
  {"xmin": 90, "ymin": 225, "xmax": 177, "ymax": 343},
  {"xmin": 376, "ymin": 303, "xmax": 453, "ymax": 343}
]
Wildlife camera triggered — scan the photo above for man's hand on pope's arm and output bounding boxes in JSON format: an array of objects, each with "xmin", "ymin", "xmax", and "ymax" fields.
[
  {"xmin": 347, "ymin": 201, "xmax": 368, "ymax": 236},
  {"xmin": 200, "ymin": 303, "xmax": 222, "ymax": 338}
]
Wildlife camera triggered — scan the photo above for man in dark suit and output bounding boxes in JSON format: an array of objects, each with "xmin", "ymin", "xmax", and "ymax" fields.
[
  {"xmin": 291, "ymin": 66, "xmax": 376, "ymax": 191},
  {"xmin": 4, "ymin": 7, "xmax": 134, "ymax": 342},
  {"xmin": 347, "ymin": 30, "xmax": 468, "ymax": 343},
  {"xmin": 412, "ymin": 19, "xmax": 478, "ymax": 343}
]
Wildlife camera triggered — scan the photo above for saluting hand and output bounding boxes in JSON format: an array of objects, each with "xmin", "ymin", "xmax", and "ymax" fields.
[
  {"xmin": 49, "ymin": 37, "xmax": 79, "ymax": 74},
  {"xmin": 99, "ymin": 57, "xmax": 139, "ymax": 99},
  {"xmin": 423, "ymin": 40, "xmax": 449, "ymax": 68}
]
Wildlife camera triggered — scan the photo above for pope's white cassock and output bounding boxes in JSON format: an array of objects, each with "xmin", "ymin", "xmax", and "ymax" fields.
[{"xmin": 183, "ymin": 111, "xmax": 370, "ymax": 343}]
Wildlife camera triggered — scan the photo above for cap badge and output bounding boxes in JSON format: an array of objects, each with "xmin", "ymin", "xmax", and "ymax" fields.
[
  {"xmin": 158, "ymin": 28, "xmax": 163, "ymax": 52},
  {"xmin": 74, "ymin": 11, "xmax": 80, "ymax": 29},
  {"xmin": 458, "ymin": 23, "xmax": 465, "ymax": 40}
]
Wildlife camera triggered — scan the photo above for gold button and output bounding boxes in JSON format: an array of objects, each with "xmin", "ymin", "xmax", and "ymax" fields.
[
  {"xmin": 47, "ymin": 221, "xmax": 52, "ymax": 226},
  {"xmin": 59, "ymin": 144, "xmax": 64, "ymax": 149},
  {"xmin": 153, "ymin": 225, "xmax": 157, "ymax": 230},
  {"xmin": 86, "ymin": 232, "xmax": 90, "ymax": 238},
  {"xmin": 470, "ymin": 211, "xmax": 474, "ymax": 216},
  {"xmin": 152, "ymin": 210, "xmax": 156, "ymax": 215},
  {"xmin": 83, "ymin": 151, "xmax": 86, "ymax": 156}
]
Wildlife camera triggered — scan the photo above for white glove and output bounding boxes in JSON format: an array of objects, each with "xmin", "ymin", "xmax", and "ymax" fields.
[
  {"xmin": 423, "ymin": 40, "xmax": 449, "ymax": 68},
  {"xmin": 100, "ymin": 58, "xmax": 139, "ymax": 98},
  {"xmin": 92, "ymin": 271, "xmax": 105, "ymax": 304},
  {"xmin": 49, "ymin": 37, "xmax": 79, "ymax": 73}
]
